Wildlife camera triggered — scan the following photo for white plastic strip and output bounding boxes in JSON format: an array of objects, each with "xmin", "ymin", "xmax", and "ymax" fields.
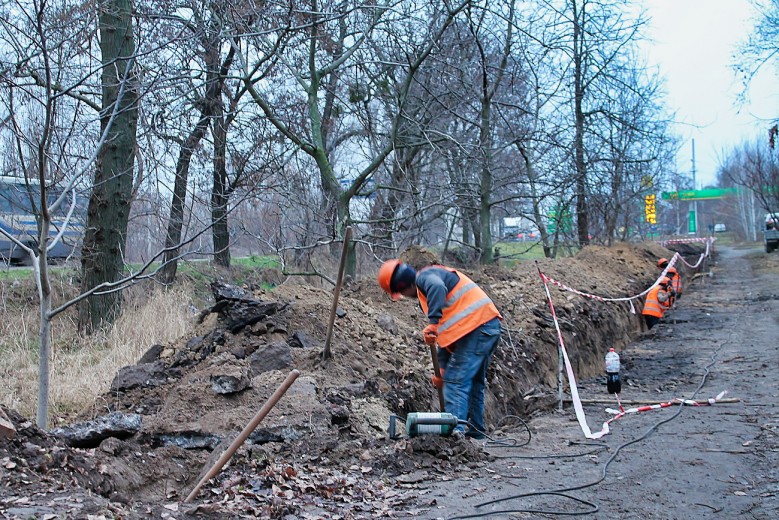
[{"xmin": 539, "ymin": 269, "xmax": 616, "ymax": 439}]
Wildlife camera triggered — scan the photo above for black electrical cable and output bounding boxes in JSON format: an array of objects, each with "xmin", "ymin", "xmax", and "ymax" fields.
[
  {"xmin": 490, "ymin": 441, "xmax": 608, "ymax": 460},
  {"xmin": 446, "ymin": 338, "xmax": 728, "ymax": 519},
  {"xmin": 466, "ymin": 414, "xmax": 607, "ymax": 458},
  {"xmin": 464, "ymin": 414, "xmax": 532, "ymax": 447}
]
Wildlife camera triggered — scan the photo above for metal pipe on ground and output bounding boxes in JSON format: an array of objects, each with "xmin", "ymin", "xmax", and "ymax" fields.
[{"xmin": 183, "ymin": 369, "xmax": 301, "ymax": 503}]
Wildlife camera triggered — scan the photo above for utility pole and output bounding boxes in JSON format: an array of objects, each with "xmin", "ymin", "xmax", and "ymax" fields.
[{"xmin": 691, "ymin": 139, "xmax": 698, "ymax": 235}]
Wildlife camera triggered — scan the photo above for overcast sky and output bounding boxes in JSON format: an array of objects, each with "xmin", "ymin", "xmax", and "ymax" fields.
[{"xmin": 640, "ymin": 0, "xmax": 779, "ymax": 188}]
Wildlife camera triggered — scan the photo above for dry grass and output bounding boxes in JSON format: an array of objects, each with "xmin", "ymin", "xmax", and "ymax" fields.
[{"xmin": 0, "ymin": 277, "xmax": 198, "ymax": 424}]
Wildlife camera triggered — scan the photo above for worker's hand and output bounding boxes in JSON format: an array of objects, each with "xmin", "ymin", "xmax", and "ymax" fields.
[
  {"xmin": 423, "ymin": 324, "xmax": 439, "ymax": 345},
  {"xmin": 431, "ymin": 369, "xmax": 445, "ymax": 389}
]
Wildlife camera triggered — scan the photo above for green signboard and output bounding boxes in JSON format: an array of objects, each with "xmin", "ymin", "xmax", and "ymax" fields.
[
  {"xmin": 548, "ymin": 207, "xmax": 573, "ymax": 234},
  {"xmin": 688, "ymin": 210, "xmax": 697, "ymax": 233},
  {"xmin": 661, "ymin": 188, "xmax": 738, "ymax": 201}
]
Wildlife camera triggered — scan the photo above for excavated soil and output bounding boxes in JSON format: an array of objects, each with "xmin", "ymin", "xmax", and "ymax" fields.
[{"xmin": 3, "ymin": 240, "xmax": 753, "ymax": 520}]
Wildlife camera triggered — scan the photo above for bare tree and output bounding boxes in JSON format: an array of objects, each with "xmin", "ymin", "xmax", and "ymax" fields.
[
  {"xmin": 722, "ymin": 138, "xmax": 779, "ymax": 216},
  {"xmin": 543, "ymin": 0, "xmax": 646, "ymax": 247},
  {"xmin": 0, "ymin": 0, "xmax": 136, "ymax": 426},
  {"xmin": 78, "ymin": 0, "xmax": 140, "ymax": 333},
  {"xmin": 233, "ymin": 0, "xmax": 470, "ymax": 275},
  {"xmin": 586, "ymin": 60, "xmax": 676, "ymax": 244},
  {"xmin": 365, "ymin": 1, "xmax": 523, "ymax": 263},
  {"xmin": 467, "ymin": 0, "xmax": 516, "ymax": 264},
  {"xmin": 145, "ymin": 3, "xmax": 234, "ymax": 282},
  {"xmin": 0, "ymin": 0, "xmax": 233, "ymax": 427},
  {"xmin": 737, "ymin": 0, "xmax": 779, "ymax": 101}
]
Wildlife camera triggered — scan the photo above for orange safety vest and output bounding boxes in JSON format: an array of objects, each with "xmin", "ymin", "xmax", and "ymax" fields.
[
  {"xmin": 666, "ymin": 266, "xmax": 682, "ymax": 295},
  {"xmin": 642, "ymin": 285, "xmax": 669, "ymax": 318},
  {"xmin": 417, "ymin": 267, "xmax": 502, "ymax": 349},
  {"xmin": 671, "ymin": 274, "xmax": 682, "ymax": 295}
]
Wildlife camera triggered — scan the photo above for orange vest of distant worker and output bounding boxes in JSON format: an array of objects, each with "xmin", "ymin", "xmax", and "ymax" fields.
[
  {"xmin": 417, "ymin": 267, "xmax": 502, "ymax": 349},
  {"xmin": 642, "ymin": 285, "xmax": 669, "ymax": 318},
  {"xmin": 668, "ymin": 268, "xmax": 682, "ymax": 295}
]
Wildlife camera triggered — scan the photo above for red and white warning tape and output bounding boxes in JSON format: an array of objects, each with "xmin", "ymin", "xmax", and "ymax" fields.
[
  {"xmin": 677, "ymin": 240, "xmax": 712, "ymax": 269},
  {"xmin": 658, "ymin": 237, "xmax": 716, "ymax": 246},
  {"xmin": 540, "ymin": 236, "xmax": 715, "ymax": 309},
  {"xmin": 605, "ymin": 391, "xmax": 729, "ymax": 416}
]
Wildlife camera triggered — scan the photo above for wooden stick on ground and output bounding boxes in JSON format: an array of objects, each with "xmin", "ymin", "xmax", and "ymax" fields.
[
  {"xmin": 430, "ymin": 344, "xmax": 445, "ymax": 412},
  {"xmin": 322, "ymin": 226, "xmax": 352, "ymax": 361},
  {"xmin": 184, "ymin": 369, "xmax": 301, "ymax": 503}
]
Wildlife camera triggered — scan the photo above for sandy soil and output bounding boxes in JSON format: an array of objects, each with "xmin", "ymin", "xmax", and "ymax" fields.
[{"xmin": 1, "ymin": 241, "xmax": 776, "ymax": 519}]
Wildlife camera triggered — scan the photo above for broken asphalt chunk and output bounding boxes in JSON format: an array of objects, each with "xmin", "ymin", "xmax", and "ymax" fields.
[{"xmin": 51, "ymin": 412, "xmax": 141, "ymax": 448}]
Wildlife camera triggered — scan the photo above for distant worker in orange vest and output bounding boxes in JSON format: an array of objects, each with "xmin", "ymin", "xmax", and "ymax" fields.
[
  {"xmin": 642, "ymin": 277, "xmax": 673, "ymax": 330},
  {"xmin": 378, "ymin": 260, "xmax": 503, "ymax": 439},
  {"xmin": 657, "ymin": 257, "xmax": 682, "ymax": 300}
]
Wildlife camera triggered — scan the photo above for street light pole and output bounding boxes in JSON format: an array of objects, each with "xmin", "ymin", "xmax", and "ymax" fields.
[{"xmin": 692, "ymin": 139, "xmax": 698, "ymax": 235}]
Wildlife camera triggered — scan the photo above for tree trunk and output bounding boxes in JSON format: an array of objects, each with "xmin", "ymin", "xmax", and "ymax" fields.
[
  {"xmin": 79, "ymin": 0, "xmax": 138, "ymax": 333},
  {"xmin": 212, "ymin": 106, "xmax": 230, "ymax": 267},
  {"xmin": 370, "ymin": 148, "xmax": 419, "ymax": 252},
  {"xmin": 572, "ymin": 1, "xmax": 589, "ymax": 248},
  {"xmin": 517, "ymin": 143, "xmax": 553, "ymax": 258},
  {"xmin": 37, "ymin": 280, "xmax": 52, "ymax": 429},
  {"xmin": 35, "ymin": 220, "xmax": 52, "ymax": 428},
  {"xmin": 158, "ymin": 118, "xmax": 209, "ymax": 284},
  {"xmin": 206, "ymin": 25, "xmax": 234, "ymax": 269},
  {"xmin": 464, "ymin": 205, "xmax": 479, "ymax": 247},
  {"xmin": 478, "ymin": 99, "xmax": 494, "ymax": 264}
]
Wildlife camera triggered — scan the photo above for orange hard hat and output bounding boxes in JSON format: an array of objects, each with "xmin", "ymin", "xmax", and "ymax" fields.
[
  {"xmin": 667, "ymin": 266, "xmax": 678, "ymax": 274},
  {"xmin": 378, "ymin": 259, "xmax": 401, "ymax": 297},
  {"xmin": 378, "ymin": 259, "xmax": 417, "ymax": 301},
  {"xmin": 659, "ymin": 276, "xmax": 671, "ymax": 286},
  {"xmin": 657, "ymin": 257, "xmax": 669, "ymax": 269}
]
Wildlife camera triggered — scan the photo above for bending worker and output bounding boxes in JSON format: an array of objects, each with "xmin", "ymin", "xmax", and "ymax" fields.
[
  {"xmin": 642, "ymin": 277, "xmax": 673, "ymax": 330},
  {"xmin": 657, "ymin": 257, "xmax": 682, "ymax": 300},
  {"xmin": 378, "ymin": 259, "xmax": 502, "ymax": 439}
]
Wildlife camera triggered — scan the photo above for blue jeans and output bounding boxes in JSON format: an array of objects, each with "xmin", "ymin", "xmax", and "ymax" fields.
[{"xmin": 437, "ymin": 318, "xmax": 501, "ymax": 435}]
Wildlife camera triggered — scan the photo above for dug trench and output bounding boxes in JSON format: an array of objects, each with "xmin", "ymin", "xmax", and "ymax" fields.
[{"xmin": 4, "ymin": 240, "xmax": 772, "ymax": 520}]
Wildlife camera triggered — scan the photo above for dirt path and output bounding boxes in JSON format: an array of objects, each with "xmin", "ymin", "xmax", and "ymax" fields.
[{"xmin": 423, "ymin": 244, "xmax": 779, "ymax": 519}]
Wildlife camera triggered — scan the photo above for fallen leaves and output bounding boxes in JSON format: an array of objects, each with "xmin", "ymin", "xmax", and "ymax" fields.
[{"xmin": 187, "ymin": 459, "xmax": 427, "ymax": 518}]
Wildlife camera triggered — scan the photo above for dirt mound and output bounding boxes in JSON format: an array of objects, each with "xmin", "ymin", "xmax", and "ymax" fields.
[
  {"xmin": 0, "ymin": 241, "xmax": 709, "ymax": 518},
  {"xmin": 0, "ymin": 407, "xmax": 121, "ymax": 517}
]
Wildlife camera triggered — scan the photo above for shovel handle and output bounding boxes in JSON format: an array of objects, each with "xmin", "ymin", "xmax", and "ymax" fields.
[{"xmin": 429, "ymin": 344, "xmax": 445, "ymax": 412}]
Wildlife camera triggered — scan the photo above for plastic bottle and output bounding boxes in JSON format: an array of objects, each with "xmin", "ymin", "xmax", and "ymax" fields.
[{"xmin": 605, "ymin": 348, "xmax": 621, "ymax": 394}]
